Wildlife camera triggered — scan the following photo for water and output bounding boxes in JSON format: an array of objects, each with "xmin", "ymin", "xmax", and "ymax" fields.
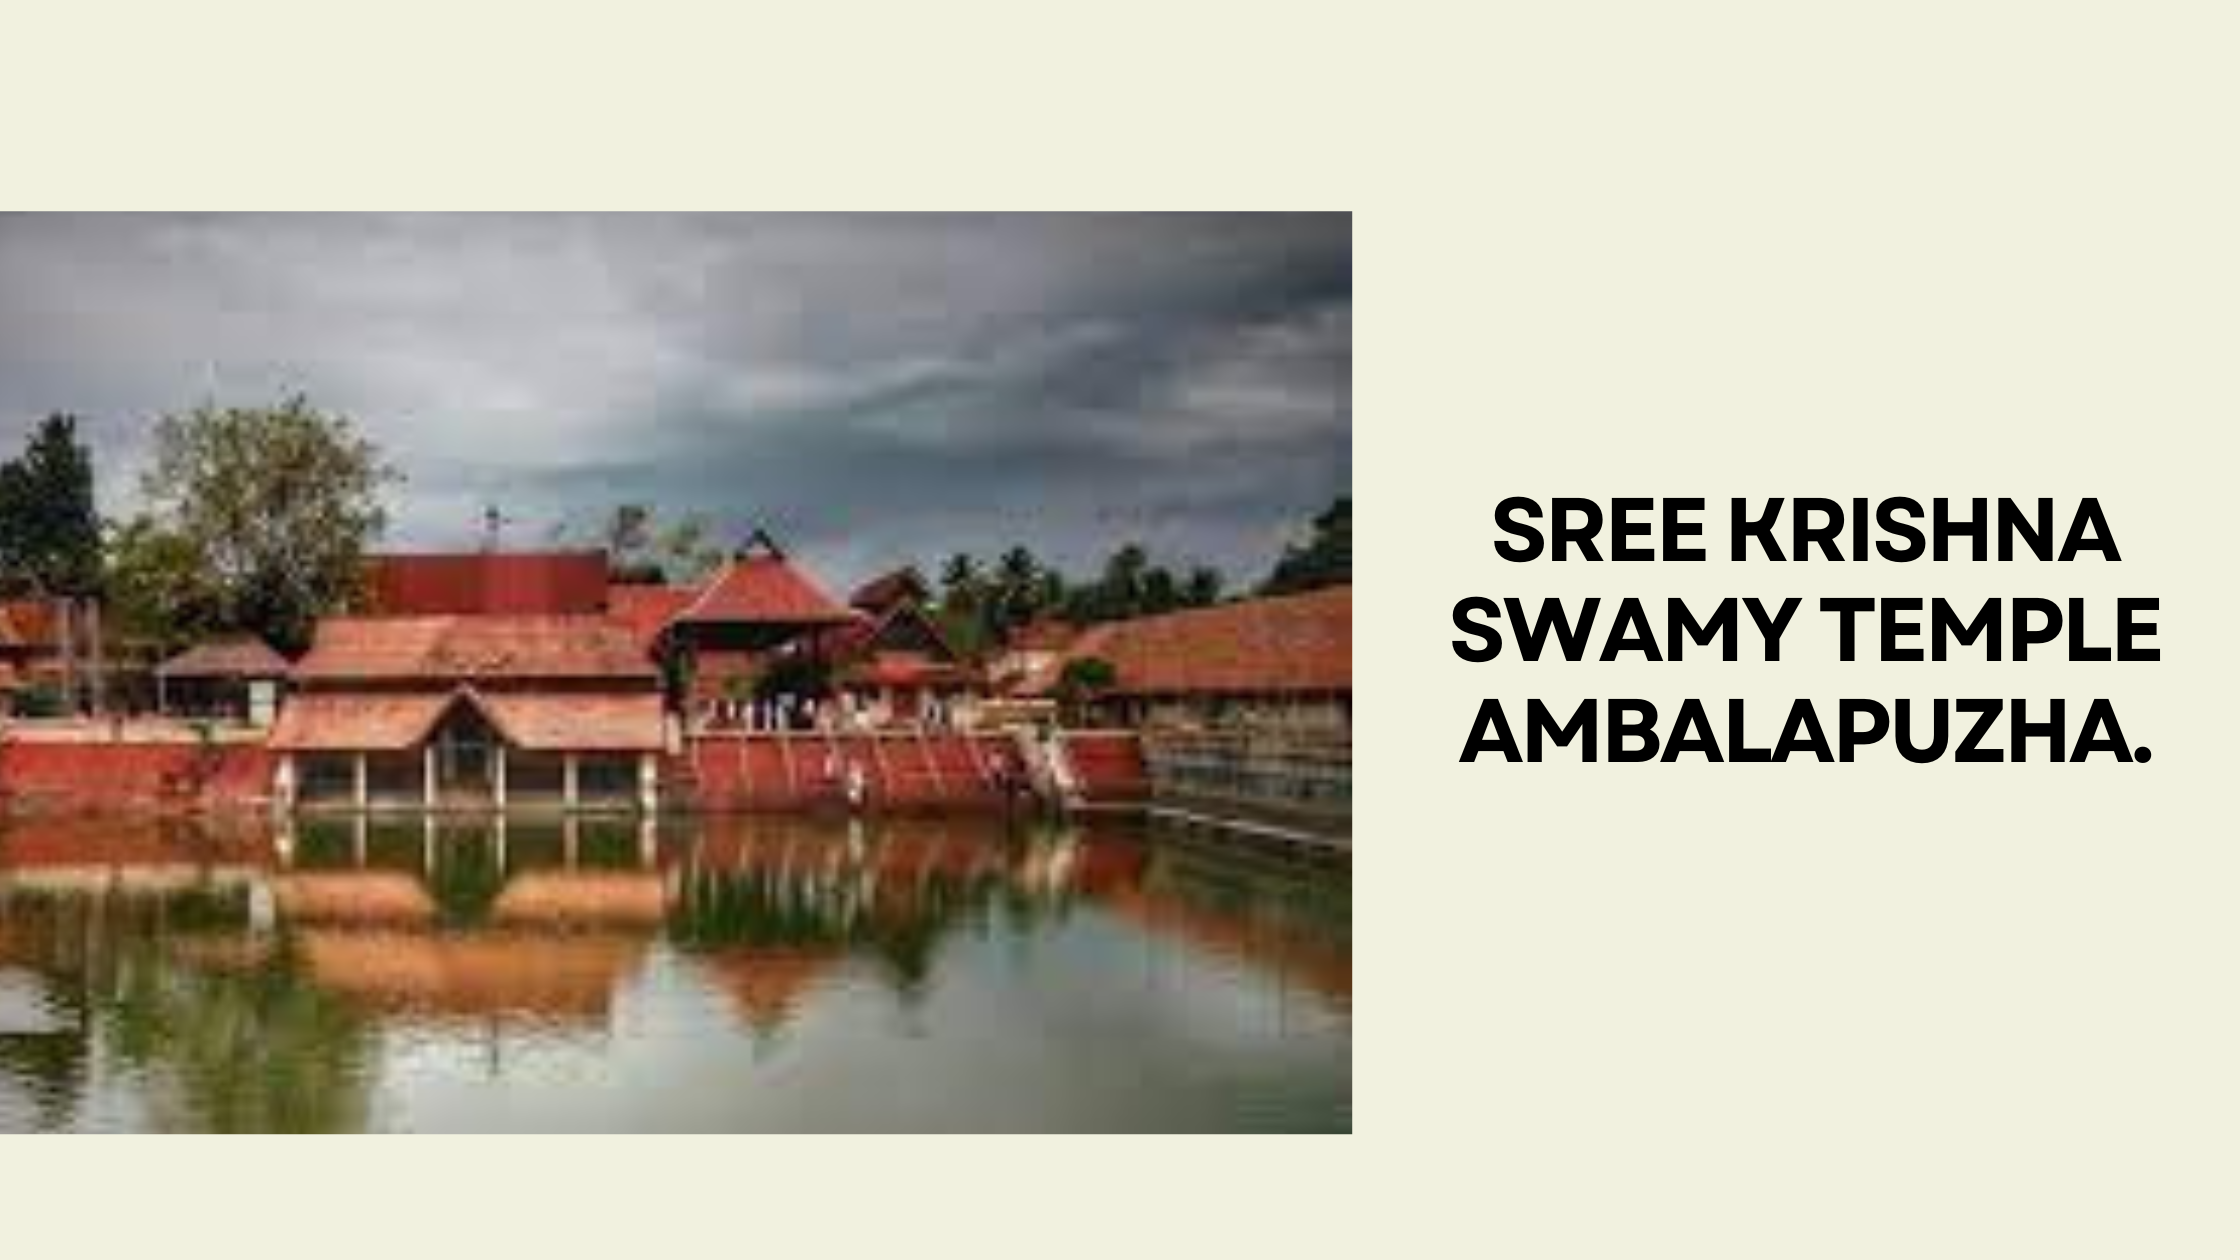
[{"xmin": 0, "ymin": 810, "xmax": 1349, "ymax": 1132}]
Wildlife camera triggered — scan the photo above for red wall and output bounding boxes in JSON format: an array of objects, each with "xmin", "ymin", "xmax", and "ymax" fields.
[
  {"xmin": 1064, "ymin": 732, "xmax": 1151, "ymax": 802},
  {"xmin": 669, "ymin": 732, "xmax": 1030, "ymax": 812},
  {"xmin": 368, "ymin": 552, "xmax": 611, "ymax": 616},
  {"xmin": 0, "ymin": 742, "xmax": 276, "ymax": 809}
]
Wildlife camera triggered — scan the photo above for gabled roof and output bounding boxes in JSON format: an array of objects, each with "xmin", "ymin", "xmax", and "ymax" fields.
[
  {"xmin": 849, "ymin": 567, "xmax": 931, "ymax": 614},
  {"xmin": 269, "ymin": 686, "xmax": 666, "ymax": 752},
  {"xmin": 157, "ymin": 635, "xmax": 290, "ymax": 679},
  {"xmin": 367, "ymin": 551, "xmax": 610, "ymax": 616},
  {"xmin": 475, "ymin": 692, "xmax": 666, "ymax": 752},
  {"xmin": 671, "ymin": 545, "xmax": 854, "ymax": 629},
  {"xmin": 292, "ymin": 615, "xmax": 656, "ymax": 684},
  {"xmin": 819, "ymin": 601, "xmax": 958, "ymax": 663},
  {"xmin": 268, "ymin": 692, "xmax": 452, "ymax": 751},
  {"xmin": 1059, "ymin": 585, "xmax": 1352, "ymax": 697}
]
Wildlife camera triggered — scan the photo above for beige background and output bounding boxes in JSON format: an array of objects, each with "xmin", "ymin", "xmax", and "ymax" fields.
[
  {"xmin": 1, "ymin": 2, "xmax": 2237, "ymax": 1257},
  {"xmin": 1380, "ymin": 5, "xmax": 2240, "ymax": 1255}
]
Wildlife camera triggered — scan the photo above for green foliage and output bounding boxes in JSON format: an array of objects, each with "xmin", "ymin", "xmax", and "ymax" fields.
[
  {"xmin": 123, "ymin": 395, "xmax": 397, "ymax": 654},
  {"xmin": 1057, "ymin": 655, "xmax": 1117, "ymax": 694},
  {"xmin": 106, "ymin": 515, "xmax": 226, "ymax": 656},
  {"xmin": 1263, "ymin": 495, "xmax": 1351, "ymax": 595},
  {"xmin": 1054, "ymin": 655, "xmax": 1117, "ymax": 725},
  {"xmin": 0, "ymin": 414, "xmax": 104, "ymax": 597},
  {"xmin": 600, "ymin": 502, "xmax": 727, "ymax": 585},
  {"xmin": 928, "ymin": 539, "xmax": 1226, "ymax": 648}
]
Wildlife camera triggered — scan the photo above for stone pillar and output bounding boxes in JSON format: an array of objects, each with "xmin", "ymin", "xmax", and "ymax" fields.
[
  {"xmin": 493, "ymin": 744, "xmax": 508, "ymax": 811},
  {"xmin": 563, "ymin": 752, "xmax": 579, "ymax": 811},
  {"xmin": 353, "ymin": 752, "xmax": 368, "ymax": 811},
  {"xmin": 423, "ymin": 744, "xmax": 438, "ymax": 810}
]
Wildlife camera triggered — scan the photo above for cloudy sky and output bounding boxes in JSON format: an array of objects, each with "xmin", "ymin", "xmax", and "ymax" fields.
[{"xmin": 0, "ymin": 213, "xmax": 1349, "ymax": 589}]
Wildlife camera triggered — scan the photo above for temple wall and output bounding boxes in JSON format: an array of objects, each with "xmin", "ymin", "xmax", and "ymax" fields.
[
  {"xmin": 0, "ymin": 740, "xmax": 277, "ymax": 809},
  {"xmin": 669, "ymin": 731, "xmax": 1035, "ymax": 812}
]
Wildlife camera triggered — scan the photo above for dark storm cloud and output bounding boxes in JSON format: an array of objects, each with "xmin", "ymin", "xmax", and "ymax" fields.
[{"xmin": 0, "ymin": 213, "xmax": 1350, "ymax": 586}]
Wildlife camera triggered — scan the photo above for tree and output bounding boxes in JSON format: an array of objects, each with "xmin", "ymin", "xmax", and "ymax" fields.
[
  {"xmin": 1054, "ymin": 655, "xmax": 1117, "ymax": 725},
  {"xmin": 935, "ymin": 552, "xmax": 993, "ymax": 656},
  {"xmin": 106, "ymin": 516, "xmax": 226, "ymax": 656},
  {"xmin": 0, "ymin": 414, "xmax": 103, "ymax": 597},
  {"xmin": 939, "ymin": 553, "xmax": 981, "ymax": 601},
  {"xmin": 601, "ymin": 503, "xmax": 726, "ymax": 585},
  {"xmin": 602, "ymin": 503, "xmax": 654, "ymax": 559},
  {"xmin": 127, "ymin": 396, "xmax": 397, "ymax": 653},
  {"xmin": 990, "ymin": 545, "xmax": 1049, "ymax": 637},
  {"xmin": 1184, "ymin": 565, "xmax": 1223, "ymax": 607},
  {"xmin": 653, "ymin": 512, "xmax": 726, "ymax": 584},
  {"xmin": 1141, "ymin": 565, "xmax": 1180, "ymax": 615},
  {"xmin": 1264, "ymin": 496, "xmax": 1351, "ymax": 595}
]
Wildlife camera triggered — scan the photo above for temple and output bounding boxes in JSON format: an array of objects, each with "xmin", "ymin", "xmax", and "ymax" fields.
[{"xmin": 268, "ymin": 615, "xmax": 666, "ymax": 812}]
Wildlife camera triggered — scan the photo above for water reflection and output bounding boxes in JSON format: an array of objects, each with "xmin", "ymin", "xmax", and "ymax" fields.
[{"xmin": 0, "ymin": 811, "xmax": 1349, "ymax": 1132}]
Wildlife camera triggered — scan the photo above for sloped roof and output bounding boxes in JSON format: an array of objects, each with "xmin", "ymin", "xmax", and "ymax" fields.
[
  {"xmin": 837, "ymin": 652, "xmax": 975, "ymax": 690},
  {"xmin": 268, "ymin": 692, "xmax": 451, "ymax": 751},
  {"xmin": 1060, "ymin": 585, "xmax": 1352, "ymax": 696},
  {"xmin": 849, "ymin": 567, "xmax": 930, "ymax": 613},
  {"xmin": 157, "ymin": 635, "xmax": 290, "ymax": 679},
  {"xmin": 1007, "ymin": 618, "xmax": 1080, "ymax": 652},
  {"xmin": 269, "ymin": 687, "xmax": 665, "ymax": 752},
  {"xmin": 606, "ymin": 583, "xmax": 698, "ymax": 649},
  {"xmin": 818, "ymin": 601, "xmax": 957, "ymax": 663},
  {"xmin": 476, "ymin": 692, "xmax": 666, "ymax": 752},
  {"xmin": 367, "ymin": 551, "xmax": 609, "ymax": 616},
  {"xmin": 292, "ymin": 615, "xmax": 656, "ymax": 683},
  {"xmin": 672, "ymin": 553, "xmax": 854, "ymax": 628}
]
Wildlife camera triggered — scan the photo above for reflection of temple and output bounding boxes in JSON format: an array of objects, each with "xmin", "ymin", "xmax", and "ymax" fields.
[
  {"xmin": 1101, "ymin": 836, "xmax": 1352, "ymax": 1006},
  {"xmin": 0, "ymin": 811, "xmax": 1351, "ymax": 1128}
]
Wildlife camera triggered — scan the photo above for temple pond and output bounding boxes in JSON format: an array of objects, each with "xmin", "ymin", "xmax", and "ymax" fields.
[{"xmin": 0, "ymin": 811, "xmax": 1349, "ymax": 1132}]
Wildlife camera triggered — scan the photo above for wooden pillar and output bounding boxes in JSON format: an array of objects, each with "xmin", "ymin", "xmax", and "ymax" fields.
[
  {"xmin": 423, "ymin": 744, "xmax": 438, "ymax": 810},
  {"xmin": 353, "ymin": 752, "xmax": 368, "ymax": 811},
  {"xmin": 563, "ymin": 753, "xmax": 579, "ymax": 811}
]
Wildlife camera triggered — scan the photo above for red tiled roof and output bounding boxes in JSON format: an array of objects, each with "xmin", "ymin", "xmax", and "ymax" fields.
[
  {"xmin": 848, "ymin": 567, "xmax": 930, "ymax": 613},
  {"xmin": 607, "ymin": 584, "xmax": 698, "ymax": 650},
  {"xmin": 157, "ymin": 635, "xmax": 290, "ymax": 679},
  {"xmin": 1061, "ymin": 586, "xmax": 1352, "ymax": 696},
  {"xmin": 270, "ymin": 687, "xmax": 665, "ymax": 752},
  {"xmin": 1007, "ymin": 618, "xmax": 1079, "ymax": 652},
  {"xmin": 476, "ymin": 692, "xmax": 666, "ymax": 752},
  {"xmin": 816, "ymin": 601, "xmax": 956, "ymax": 661},
  {"xmin": 292, "ymin": 616, "xmax": 656, "ymax": 683},
  {"xmin": 672, "ymin": 553, "xmax": 854, "ymax": 628},
  {"xmin": 269, "ymin": 692, "xmax": 451, "ymax": 751},
  {"xmin": 367, "ymin": 551, "xmax": 610, "ymax": 616},
  {"xmin": 838, "ymin": 652, "xmax": 974, "ymax": 690}
]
